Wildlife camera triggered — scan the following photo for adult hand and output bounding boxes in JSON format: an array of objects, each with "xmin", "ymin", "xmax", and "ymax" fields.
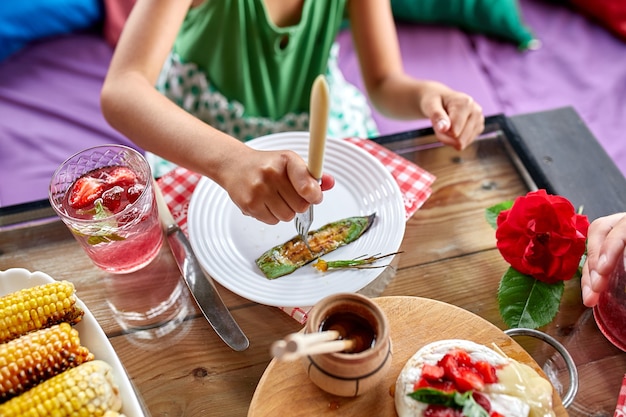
[
  {"xmin": 581, "ymin": 212, "xmax": 626, "ymax": 307},
  {"xmin": 220, "ymin": 148, "xmax": 334, "ymax": 225},
  {"xmin": 420, "ymin": 83, "xmax": 485, "ymax": 151}
]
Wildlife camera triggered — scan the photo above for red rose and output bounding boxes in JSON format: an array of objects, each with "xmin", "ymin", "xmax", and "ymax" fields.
[{"xmin": 495, "ymin": 190, "xmax": 589, "ymax": 284}]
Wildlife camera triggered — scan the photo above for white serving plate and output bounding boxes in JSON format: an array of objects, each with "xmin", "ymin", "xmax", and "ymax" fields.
[
  {"xmin": 187, "ymin": 132, "xmax": 406, "ymax": 307},
  {"xmin": 0, "ymin": 268, "xmax": 148, "ymax": 416}
]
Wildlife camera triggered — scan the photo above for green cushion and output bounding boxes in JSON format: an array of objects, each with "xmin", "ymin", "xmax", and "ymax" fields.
[{"xmin": 390, "ymin": 0, "xmax": 539, "ymax": 50}]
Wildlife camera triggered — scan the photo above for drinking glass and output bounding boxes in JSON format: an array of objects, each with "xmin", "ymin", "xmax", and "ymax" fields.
[
  {"xmin": 594, "ymin": 252, "xmax": 626, "ymax": 352},
  {"xmin": 49, "ymin": 145, "xmax": 163, "ymax": 274}
]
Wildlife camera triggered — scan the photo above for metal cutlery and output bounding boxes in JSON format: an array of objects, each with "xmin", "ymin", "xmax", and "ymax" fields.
[
  {"xmin": 294, "ymin": 74, "xmax": 330, "ymax": 251},
  {"xmin": 154, "ymin": 182, "xmax": 249, "ymax": 351}
]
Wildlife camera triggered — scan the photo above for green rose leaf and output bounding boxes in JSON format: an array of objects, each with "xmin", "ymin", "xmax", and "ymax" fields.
[
  {"xmin": 485, "ymin": 201, "xmax": 513, "ymax": 229},
  {"xmin": 578, "ymin": 253, "xmax": 587, "ymax": 271},
  {"xmin": 497, "ymin": 267, "xmax": 564, "ymax": 329}
]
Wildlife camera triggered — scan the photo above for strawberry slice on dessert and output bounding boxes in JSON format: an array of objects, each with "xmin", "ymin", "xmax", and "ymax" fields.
[{"xmin": 68, "ymin": 176, "xmax": 107, "ymax": 209}]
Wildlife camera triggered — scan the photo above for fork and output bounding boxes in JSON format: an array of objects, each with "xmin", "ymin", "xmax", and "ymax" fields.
[
  {"xmin": 294, "ymin": 178, "xmax": 322, "ymax": 253},
  {"xmin": 294, "ymin": 75, "xmax": 329, "ymax": 252}
]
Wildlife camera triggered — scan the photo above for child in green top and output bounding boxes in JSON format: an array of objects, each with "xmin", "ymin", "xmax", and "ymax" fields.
[{"xmin": 101, "ymin": 0, "xmax": 484, "ymax": 226}]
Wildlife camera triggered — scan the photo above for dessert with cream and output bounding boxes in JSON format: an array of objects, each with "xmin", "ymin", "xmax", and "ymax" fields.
[{"xmin": 395, "ymin": 339, "xmax": 555, "ymax": 417}]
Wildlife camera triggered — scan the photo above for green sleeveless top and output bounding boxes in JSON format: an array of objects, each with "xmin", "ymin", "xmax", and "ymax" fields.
[
  {"xmin": 150, "ymin": 0, "xmax": 379, "ymax": 177},
  {"xmin": 174, "ymin": 0, "xmax": 348, "ymax": 119}
]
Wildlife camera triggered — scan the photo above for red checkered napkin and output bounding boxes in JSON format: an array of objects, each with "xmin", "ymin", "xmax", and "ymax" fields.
[
  {"xmin": 156, "ymin": 137, "xmax": 436, "ymax": 324},
  {"xmin": 616, "ymin": 374, "xmax": 626, "ymax": 417},
  {"xmin": 345, "ymin": 137, "xmax": 435, "ymax": 220},
  {"xmin": 156, "ymin": 167, "xmax": 202, "ymax": 236}
]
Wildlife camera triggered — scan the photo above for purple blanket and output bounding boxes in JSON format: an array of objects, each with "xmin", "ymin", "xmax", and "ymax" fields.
[
  {"xmin": 0, "ymin": 34, "xmax": 139, "ymax": 207},
  {"xmin": 1, "ymin": 0, "xmax": 624, "ymax": 207},
  {"xmin": 337, "ymin": 0, "xmax": 626, "ymax": 177},
  {"xmin": 476, "ymin": 0, "xmax": 626, "ymax": 171}
]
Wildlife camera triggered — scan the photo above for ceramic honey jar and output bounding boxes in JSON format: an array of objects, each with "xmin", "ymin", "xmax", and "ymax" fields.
[{"xmin": 302, "ymin": 292, "xmax": 392, "ymax": 397}]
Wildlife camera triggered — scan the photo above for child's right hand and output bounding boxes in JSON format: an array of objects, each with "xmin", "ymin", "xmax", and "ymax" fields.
[
  {"xmin": 581, "ymin": 212, "xmax": 626, "ymax": 307},
  {"xmin": 219, "ymin": 148, "xmax": 334, "ymax": 225}
]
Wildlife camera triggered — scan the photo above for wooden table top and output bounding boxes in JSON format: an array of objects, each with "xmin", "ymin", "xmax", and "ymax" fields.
[{"xmin": 1, "ymin": 116, "xmax": 624, "ymax": 416}]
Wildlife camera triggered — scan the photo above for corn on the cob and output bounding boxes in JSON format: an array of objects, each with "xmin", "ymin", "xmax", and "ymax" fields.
[
  {"xmin": 0, "ymin": 280, "xmax": 84, "ymax": 343},
  {"xmin": 0, "ymin": 360, "xmax": 123, "ymax": 416},
  {"xmin": 0, "ymin": 322, "xmax": 94, "ymax": 401}
]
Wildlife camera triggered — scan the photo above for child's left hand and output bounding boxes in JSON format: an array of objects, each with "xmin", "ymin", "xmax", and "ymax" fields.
[{"xmin": 419, "ymin": 82, "xmax": 485, "ymax": 151}]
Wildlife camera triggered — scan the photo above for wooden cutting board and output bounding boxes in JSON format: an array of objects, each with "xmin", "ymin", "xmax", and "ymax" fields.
[{"xmin": 248, "ymin": 296, "xmax": 567, "ymax": 417}]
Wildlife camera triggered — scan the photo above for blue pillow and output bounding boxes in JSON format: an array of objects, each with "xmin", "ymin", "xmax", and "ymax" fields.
[{"xmin": 0, "ymin": 0, "xmax": 103, "ymax": 62}]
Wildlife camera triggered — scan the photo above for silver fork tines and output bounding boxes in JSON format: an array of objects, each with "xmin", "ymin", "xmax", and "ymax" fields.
[{"xmin": 295, "ymin": 207, "xmax": 314, "ymax": 253}]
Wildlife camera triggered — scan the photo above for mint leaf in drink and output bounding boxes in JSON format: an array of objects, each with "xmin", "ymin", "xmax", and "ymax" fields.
[
  {"xmin": 73, "ymin": 200, "xmax": 126, "ymax": 245},
  {"xmin": 87, "ymin": 233, "xmax": 126, "ymax": 245},
  {"xmin": 93, "ymin": 199, "xmax": 113, "ymax": 220}
]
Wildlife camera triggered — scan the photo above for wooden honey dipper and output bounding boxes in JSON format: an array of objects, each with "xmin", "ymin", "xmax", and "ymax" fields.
[{"xmin": 271, "ymin": 330, "xmax": 357, "ymax": 361}]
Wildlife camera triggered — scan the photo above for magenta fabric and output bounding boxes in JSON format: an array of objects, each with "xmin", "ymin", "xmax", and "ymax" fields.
[
  {"xmin": 336, "ymin": 23, "xmax": 503, "ymax": 135},
  {"xmin": 336, "ymin": 0, "xmax": 626, "ymax": 179},
  {"xmin": 0, "ymin": 33, "xmax": 139, "ymax": 207},
  {"xmin": 472, "ymin": 0, "xmax": 626, "ymax": 179}
]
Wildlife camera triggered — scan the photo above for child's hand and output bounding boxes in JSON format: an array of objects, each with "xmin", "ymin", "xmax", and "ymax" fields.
[
  {"xmin": 420, "ymin": 83, "xmax": 485, "ymax": 151},
  {"xmin": 220, "ymin": 148, "xmax": 335, "ymax": 225},
  {"xmin": 582, "ymin": 213, "xmax": 626, "ymax": 307}
]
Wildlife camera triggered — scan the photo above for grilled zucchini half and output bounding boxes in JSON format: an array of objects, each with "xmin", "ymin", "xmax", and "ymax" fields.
[{"xmin": 256, "ymin": 214, "xmax": 376, "ymax": 279}]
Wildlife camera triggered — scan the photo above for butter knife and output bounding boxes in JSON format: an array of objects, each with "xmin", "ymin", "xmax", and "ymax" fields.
[
  {"xmin": 294, "ymin": 75, "xmax": 330, "ymax": 247},
  {"xmin": 154, "ymin": 183, "xmax": 249, "ymax": 351}
]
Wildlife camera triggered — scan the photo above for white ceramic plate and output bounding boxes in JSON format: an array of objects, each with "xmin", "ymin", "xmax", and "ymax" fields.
[
  {"xmin": 0, "ymin": 268, "xmax": 147, "ymax": 417},
  {"xmin": 187, "ymin": 132, "xmax": 406, "ymax": 307}
]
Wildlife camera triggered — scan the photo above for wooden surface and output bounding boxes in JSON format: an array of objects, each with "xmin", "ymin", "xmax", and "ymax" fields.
[
  {"xmin": 249, "ymin": 296, "xmax": 567, "ymax": 417},
  {"xmin": 1, "ymin": 114, "xmax": 625, "ymax": 416}
]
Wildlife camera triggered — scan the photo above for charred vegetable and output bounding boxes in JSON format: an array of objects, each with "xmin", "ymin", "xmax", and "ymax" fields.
[{"xmin": 256, "ymin": 214, "xmax": 376, "ymax": 279}]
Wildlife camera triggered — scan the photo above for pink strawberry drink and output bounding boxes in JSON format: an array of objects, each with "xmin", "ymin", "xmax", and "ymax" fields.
[
  {"xmin": 49, "ymin": 145, "xmax": 163, "ymax": 274},
  {"xmin": 594, "ymin": 254, "xmax": 626, "ymax": 352}
]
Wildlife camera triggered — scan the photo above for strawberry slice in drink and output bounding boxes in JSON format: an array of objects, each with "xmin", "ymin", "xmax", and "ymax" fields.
[
  {"xmin": 126, "ymin": 183, "xmax": 145, "ymax": 204},
  {"xmin": 67, "ymin": 165, "xmax": 141, "ymax": 212},
  {"xmin": 101, "ymin": 185, "xmax": 124, "ymax": 212},
  {"xmin": 68, "ymin": 176, "xmax": 107, "ymax": 209},
  {"xmin": 106, "ymin": 166, "xmax": 138, "ymax": 187}
]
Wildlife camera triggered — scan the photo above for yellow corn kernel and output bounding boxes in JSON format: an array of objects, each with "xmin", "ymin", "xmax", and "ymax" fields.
[
  {"xmin": 0, "ymin": 322, "xmax": 95, "ymax": 401},
  {"xmin": 0, "ymin": 360, "xmax": 123, "ymax": 417},
  {"xmin": 0, "ymin": 281, "xmax": 84, "ymax": 343}
]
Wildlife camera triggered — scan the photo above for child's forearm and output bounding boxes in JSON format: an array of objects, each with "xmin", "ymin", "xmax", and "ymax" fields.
[
  {"xmin": 366, "ymin": 75, "xmax": 439, "ymax": 120},
  {"xmin": 100, "ymin": 71, "xmax": 247, "ymax": 183}
]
